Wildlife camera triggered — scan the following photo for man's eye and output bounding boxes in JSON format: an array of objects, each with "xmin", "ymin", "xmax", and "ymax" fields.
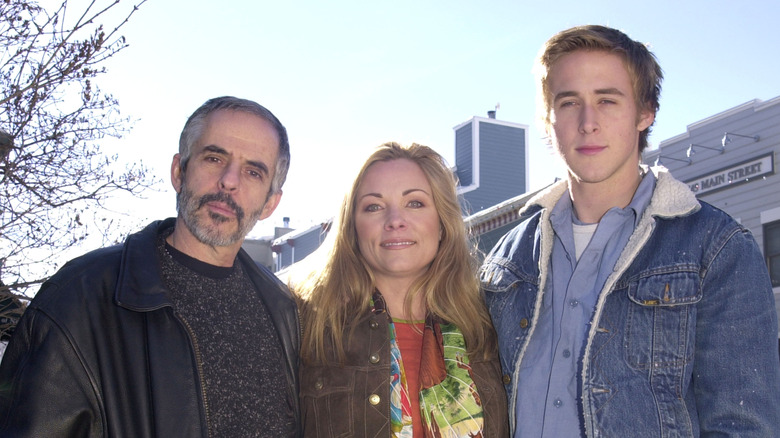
[{"xmin": 248, "ymin": 169, "xmax": 263, "ymax": 179}]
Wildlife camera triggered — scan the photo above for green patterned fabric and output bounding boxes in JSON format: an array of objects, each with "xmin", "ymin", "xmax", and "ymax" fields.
[{"xmin": 417, "ymin": 322, "xmax": 484, "ymax": 437}]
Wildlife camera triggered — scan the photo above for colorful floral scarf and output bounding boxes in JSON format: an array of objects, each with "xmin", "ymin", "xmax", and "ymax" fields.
[{"xmin": 373, "ymin": 293, "xmax": 484, "ymax": 438}]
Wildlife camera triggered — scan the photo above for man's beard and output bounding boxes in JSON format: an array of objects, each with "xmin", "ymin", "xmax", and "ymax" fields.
[{"xmin": 177, "ymin": 184, "xmax": 264, "ymax": 247}]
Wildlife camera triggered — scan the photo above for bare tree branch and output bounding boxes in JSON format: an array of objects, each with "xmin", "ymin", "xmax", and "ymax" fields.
[{"xmin": 0, "ymin": 0, "xmax": 157, "ymax": 312}]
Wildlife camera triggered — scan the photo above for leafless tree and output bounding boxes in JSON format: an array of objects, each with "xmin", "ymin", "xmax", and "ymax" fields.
[{"xmin": 0, "ymin": 0, "xmax": 156, "ymax": 322}]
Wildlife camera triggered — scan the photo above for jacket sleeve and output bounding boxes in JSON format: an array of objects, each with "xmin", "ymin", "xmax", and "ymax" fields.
[
  {"xmin": 694, "ymin": 228, "xmax": 780, "ymax": 435},
  {"xmin": 0, "ymin": 304, "xmax": 104, "ymax": 437}
]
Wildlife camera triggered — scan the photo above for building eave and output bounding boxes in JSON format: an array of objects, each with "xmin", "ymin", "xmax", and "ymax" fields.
[{"xmin": 464, "ymin": 185, "xmax": 546, "ymax": 235}]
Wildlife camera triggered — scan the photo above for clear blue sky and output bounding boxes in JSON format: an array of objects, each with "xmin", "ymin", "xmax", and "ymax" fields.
[{"xmin": 91, "ymin": 0, "xmax": 780, "ymax": 238}]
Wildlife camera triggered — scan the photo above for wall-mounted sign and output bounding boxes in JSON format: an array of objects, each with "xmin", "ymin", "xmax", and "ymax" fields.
[{"xmin": 686, "ymin": 153, "xmax": 774, "ymax": 196}]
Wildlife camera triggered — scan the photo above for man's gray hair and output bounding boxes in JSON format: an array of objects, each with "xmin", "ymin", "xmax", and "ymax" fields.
[{"xmin": 178, "ymin": 96, "xmax": 290, "ymax": 195}]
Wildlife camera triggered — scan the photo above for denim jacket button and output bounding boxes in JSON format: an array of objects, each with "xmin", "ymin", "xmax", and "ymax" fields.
[
  {"xmin": 314, "ymin": 379, "xmax": 323, "ymax": 390},
  {"xmin": 369, "ymin": 353, "xmax": 380, "ymax": 364},
  {"xmin": 369, "ymin": 394, "xmax": 381, "ymax": 405},
  {"xmin": 369, "ymin": 320, "xmax": 379, "ymax": 329},
  {"xmin": 502, "ymin": 374, "xmax": 511, "ymax": 384},
  {"xmin": 519, "ymin": 318, "xmax": 529, "ymax": 329}
]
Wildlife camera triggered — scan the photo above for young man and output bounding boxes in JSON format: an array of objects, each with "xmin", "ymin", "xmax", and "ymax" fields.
[
  {"xmin": 0, "ymin": 97, "xmax": 301, "ymax": 437},
  {"xmin": 481, "ymin": 25, "xmax": 780, "ymax": 436}
]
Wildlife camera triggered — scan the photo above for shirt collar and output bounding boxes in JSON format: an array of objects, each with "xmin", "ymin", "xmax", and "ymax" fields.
[
  {"xmin": 550, "ymin": 169, "xmax": 656, "ymax": 228},
  {"xmin": 626, "ymin": 170, "xmax": 656, "ymax": 228}
]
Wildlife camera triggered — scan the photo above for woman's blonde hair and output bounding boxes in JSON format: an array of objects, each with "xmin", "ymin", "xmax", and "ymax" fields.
[{"xmin": 296, "ymin": 142, "xmax": 496, "ymax": 363}]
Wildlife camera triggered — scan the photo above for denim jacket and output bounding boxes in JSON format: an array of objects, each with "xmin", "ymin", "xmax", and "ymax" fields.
[{"xmin": 481, "ymin": 167, "xmax": 780, "ymax": 437}]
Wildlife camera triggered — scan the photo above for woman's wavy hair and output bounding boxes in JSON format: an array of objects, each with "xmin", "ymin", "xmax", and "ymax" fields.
[{"xmin": 296, "ymin": 142, "xmax": 497, "ymax": 363}]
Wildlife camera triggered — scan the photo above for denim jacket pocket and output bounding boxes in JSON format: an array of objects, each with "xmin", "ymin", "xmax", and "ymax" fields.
[
  {"xmin": 480, "ymin": 264, "xmax": 524, "ymax": 318},
  {"xmin": 480, "ymin": 262, "xmax": 537, "ymax": 310},
  {"xmin": 625, "ymin": 270, "xmax": 702, "ymax": 370},
  {"xmin": 300, "ymin": 366, "xmax": 355, "ymax": 438}
]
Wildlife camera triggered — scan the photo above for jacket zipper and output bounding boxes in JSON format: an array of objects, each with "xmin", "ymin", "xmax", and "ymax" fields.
[{"xmin": 176, "ymin": 313, "xmax": 212, "ymax": 438}]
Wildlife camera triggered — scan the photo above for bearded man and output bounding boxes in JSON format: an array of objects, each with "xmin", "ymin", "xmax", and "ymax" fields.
[{"xmin": 0, "ymin": 96, "xmax": 301, "ymax": 437}]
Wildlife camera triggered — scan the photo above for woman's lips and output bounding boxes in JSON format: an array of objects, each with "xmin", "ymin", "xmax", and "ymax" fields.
[{"xmin": 380, "ymin": 240, "xmax": 416, "ymax": 248}]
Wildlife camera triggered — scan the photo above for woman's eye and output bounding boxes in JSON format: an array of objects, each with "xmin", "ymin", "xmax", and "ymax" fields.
[
  {"xmin": 364, "ymin": 204, "xmax": 381, "ymax": 212},
  {"xmin": 408, "ymin": 200, "xmax": 423, "ymax": 208}
]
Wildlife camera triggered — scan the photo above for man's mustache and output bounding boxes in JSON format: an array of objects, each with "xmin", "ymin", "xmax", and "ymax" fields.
[{"xmin": 198, "ymin": 192, "xmax": 245, "ymax": 221}]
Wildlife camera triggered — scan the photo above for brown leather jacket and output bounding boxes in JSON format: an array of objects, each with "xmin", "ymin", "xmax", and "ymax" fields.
[{"xmin": 300, "ymin": 304, "xmax": 509, "ymax": 437}]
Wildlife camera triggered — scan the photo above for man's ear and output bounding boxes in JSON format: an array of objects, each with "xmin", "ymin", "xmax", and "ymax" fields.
[
  {"xmin": 543, "ymin": 117, "xmax": 555, "ymax": 146},
  {"xmin": 171, "ymin": 153, "xmax": 183, "ymax": 193},
  {"xmin": 259, "ymin": 190, "xmax": 283, "ymax": 221},
  {"xmin": 637, "ymin": 110, "xmax": 655, "ymax": 132}
]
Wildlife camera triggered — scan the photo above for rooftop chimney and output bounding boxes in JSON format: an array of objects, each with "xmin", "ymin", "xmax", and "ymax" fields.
[{"xmin": 487, "ymin": 110, "xmax": 496, "ymax": 119}]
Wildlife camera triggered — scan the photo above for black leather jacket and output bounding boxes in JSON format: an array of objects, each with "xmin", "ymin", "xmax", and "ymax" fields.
[{"xmin": 0, "ymin": 219, "xmax": 302, "ymax": 437}]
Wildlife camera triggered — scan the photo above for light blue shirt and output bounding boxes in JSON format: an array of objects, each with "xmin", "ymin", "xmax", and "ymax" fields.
[{"xmin": 514, "ymin": 172, "xmax": 655, "ymax": 438}]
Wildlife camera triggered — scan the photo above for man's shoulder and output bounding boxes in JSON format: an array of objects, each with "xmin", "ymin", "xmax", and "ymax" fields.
[
  {"xmin": 490, "ymin": 206, "xmax": 544, "ymax": 252},
  {"xmin": 493, "ymin": 179, "xmax": 566, "ymax": 249},
  {"xmin": 64, "ymin": 244, "xmax": 124, "ymax": 268},
  {"xmin": 46, "ymin": 219, "xmax": 169, "ymax": 286},
  {"xmin": 22, "ymin": 220, "xmax": 171, "ymax": 324},
  {"xmin": 480, "ymin": 207, "xmax": 545, "ymax": 285},
  {"xmin": 31, "ymin": 244, "xmax": 124, "ymax": 308},
  {"xmin": 662, "ymin": 198, "xmax": 742, "ymax": 234},
  {"xmin": 641, "ymin": 198, "xmax": 752, "ymax": 269},
  {"xmin": 695, "ymin": 199, "xmax": 740, "ymax": 222}
]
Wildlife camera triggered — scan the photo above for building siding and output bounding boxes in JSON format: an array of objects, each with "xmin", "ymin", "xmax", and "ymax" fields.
[
  {"xmin": 463, "ymin": 122, "xmax": 526, "ymax": 214},
  {"xmin": 455, "ymin": 123, "xmax": 473, "ymax": 187},
  {"xmin": 273, "ymin": 223, "xmax": 330, "ymax": 270},
  {"xmin": 456, "ymin": 117, "xmax": 528, "ymax": 216}
]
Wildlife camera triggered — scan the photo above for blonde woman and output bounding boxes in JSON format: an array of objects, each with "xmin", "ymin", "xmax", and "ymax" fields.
[{"xmin": 296, "ymin": 142, "xmax": 508, "ymax": 437}]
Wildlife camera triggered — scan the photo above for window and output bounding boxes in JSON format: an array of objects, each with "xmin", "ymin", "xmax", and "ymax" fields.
[{"xmin": 763, "ymin": 220, "xmax": 780, "ymax": 287}]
